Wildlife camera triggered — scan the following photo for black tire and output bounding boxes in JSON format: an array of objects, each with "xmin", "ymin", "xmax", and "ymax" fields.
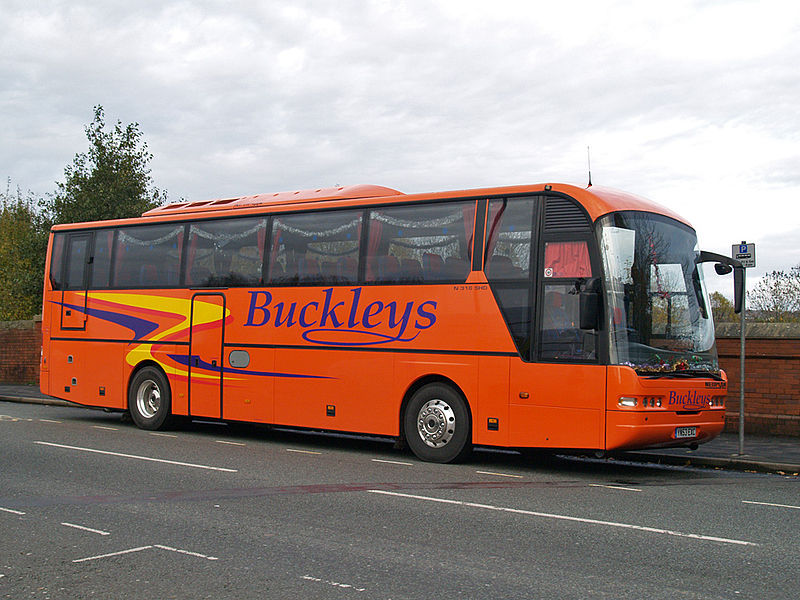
[
  {"xmin": 403, "ymin": 383, "xmax": 472, "ymax": 463},
  {"xmin": 128, "ymin": 366, "xmax": 172, "ymax": 430}
]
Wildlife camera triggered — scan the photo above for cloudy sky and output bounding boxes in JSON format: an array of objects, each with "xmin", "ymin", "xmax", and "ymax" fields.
[{"xmin": 2, "ymin": 0, "xmax": 798, "ymax": 296}]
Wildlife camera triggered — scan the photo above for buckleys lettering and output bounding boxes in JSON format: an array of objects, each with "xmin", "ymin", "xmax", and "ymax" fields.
[
  {"xmin": 668, "ymin": 390, "xmax": 713, "ymax": 409},
  {"xmin": 244, "ymin": 287, "xmax": 437, "ymax": 346}
]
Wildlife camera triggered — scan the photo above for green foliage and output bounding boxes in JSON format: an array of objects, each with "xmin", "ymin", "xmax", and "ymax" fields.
[
  {"xmin": 46, "ymin": 105, "xmax": 165, "ymax": 225},
  {"xmin": 1, "ymin": 105, "xmax": 166, "ymax": 320},
  {"xmin": 709, "ymin": 291, "xmax": 736, "ymax": 323},
  {"xmin": 747, "ymin": 266, "xmax": 800, "ymax": 322},
  {"xmin": 0, "ymin": 183, "xmax": 49, "ymax": 320}
]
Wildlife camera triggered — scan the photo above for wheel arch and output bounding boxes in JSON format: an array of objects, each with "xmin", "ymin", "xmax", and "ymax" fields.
[
  {"xmin": 398, "ymin": 374, "xmax": 473, "ymax": 445},
  {"xmin": 127, "ymin": 359, "xmax": 170, "ymax": 396}
]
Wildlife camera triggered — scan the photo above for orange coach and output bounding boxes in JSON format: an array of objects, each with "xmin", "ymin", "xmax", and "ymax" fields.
[{"xmin": 40, "ymin": 182, "xmax": 742, "ymax": 462}]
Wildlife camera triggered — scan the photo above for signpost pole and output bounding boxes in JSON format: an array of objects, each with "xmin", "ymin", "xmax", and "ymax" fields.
[
  {"xmin": 731, "ymin": 240, "xmax": 754, "ymax": 456},
  {"xmin": 738, "ymin": 269, "xmax": 746, "ymax": 456}
]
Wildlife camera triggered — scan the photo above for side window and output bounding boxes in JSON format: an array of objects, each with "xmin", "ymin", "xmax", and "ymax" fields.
[
  {"xmin": 91, "ymin": 230, "xmax": 114, "ymax": 289},
  {"xmin": 540, "ymin": 240, "xmax": 596, "ymax": 361},
  {"xmin": 538, "ymin": 195, "xmax": 597, "ymax": 362},
  {"xmin": 366, "ymin": 201, "xmax": 474, "ymax": 284},
  {"xmin": 64, "ymin": 234, "xmax": 90, "ymax": 290},
  {"xmin": 112, "ymin": 224, "xmax": 183, "ymax": 288},
  {"xmin": 484, "ymin": 197, "xmax": 535, "ymax": 356},
  {"xmin": 485, "ymin": 198, "xmax": 533, "ymax": 280},
  {"xmin": 49, "ymin": 233, "xmax": 66, "ymax": 290},
  {"xmin": 186, "ymin": 217, "xmax": 267, "ymax": 287},
  {"xmin": 268, "ymin": 209, "xmax": 362, "ymax": 285}
]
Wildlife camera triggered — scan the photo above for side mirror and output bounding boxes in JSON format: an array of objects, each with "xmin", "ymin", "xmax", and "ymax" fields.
[
  {"xmin": 579, "ymin": 279, "xmax": 602, "ymax": 330},
  {"xmin": 697, "ymin": 251, "xmax": 744, "ymax": 314},
  {"xmin": 715, "ymin": 263, "xmax": 732, "ymax": 275}
]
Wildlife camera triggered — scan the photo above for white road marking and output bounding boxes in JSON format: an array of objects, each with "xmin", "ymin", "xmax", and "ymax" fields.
[
  {"xmin": 149, "ymin": 432, "xmax": 178, "ymax": 438},
  {"xmin": 154, "ymin": 544, "xmax": 218, "ymax": 561},
  {"xmin": 0, "ymin": 507, "xmax": 26, "ymax": 515},
  {"xmin": 286, "ymin": 448, "xmax": 321, "ymax": 455},
  {"xmin": 73, "ymin": 544, "xmax": 218, "ymax": 563},
  {"xmin": 34, "ymin": 441, "xmax": 238, "ymax": 473},
  {"xmin": 742, "ymin": 500, "xmax": 800, "ymax": 510},
  {"xmin": 302, "ymin": 575, "xmax": 365, "ymax": 592},
  {"xmin": 61, "ymin": 522, "xmax": 111, "ymax": 536},
  {"xmin": 368, "ymin": 490, "xmax": 759, "ymax": 547},
  {"xmin": 476, "ymin": 470, "xmax": 524, "ymax": 479},
  {"xmin": 216, "ymin": 440, "xmax": 246, "ymax": 446},
  {"xmin": 92, "ymin": 425, "xmax": 118, "ymax": 431},
  {"xmin": 589, "ymin": 483, "xmax": 642, "ymax": 492},
  {"xmin": 73, "ymin": 545, "xmax": 153, "ymax": 563},
  {"xmin": 371, "ymin": 459, "xmax": 413, "ymax": 466},
  {"xmin": 39, "ymin": 419, "xmax": 62, "ymax": 424}
]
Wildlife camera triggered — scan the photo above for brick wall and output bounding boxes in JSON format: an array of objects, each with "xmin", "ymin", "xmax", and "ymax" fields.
[
  {"xmin": 716, "ymin": 323, "xmax": 800, "ymax": 437},
  {"xmin": 0, "ymin": 318, "xmax": 42, "ymax": 384},
  {"xmin": 2, "ymin": 318, "xmax": 799, "ymax": 436}
]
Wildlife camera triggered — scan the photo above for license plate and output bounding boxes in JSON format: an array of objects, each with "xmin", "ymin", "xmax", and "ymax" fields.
[{"xmin": 675, "ymin": 426, "xmax": 697, "ymax": 439}]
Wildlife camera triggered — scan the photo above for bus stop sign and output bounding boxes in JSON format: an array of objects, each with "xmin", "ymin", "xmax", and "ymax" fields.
[{"xmin": 732, "ymin": 242, "xmax": 756, "ymax": 268}]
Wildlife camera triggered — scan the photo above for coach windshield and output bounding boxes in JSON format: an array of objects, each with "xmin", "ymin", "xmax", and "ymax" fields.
[{"xmin": 598, "ymin": 212, "xmax": 719, "ymax": 376}]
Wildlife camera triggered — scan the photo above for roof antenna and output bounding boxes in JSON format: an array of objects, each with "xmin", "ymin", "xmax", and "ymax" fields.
[{"xmin": 587, "ymin": 146, "xmax": 592, "ymax": 188}]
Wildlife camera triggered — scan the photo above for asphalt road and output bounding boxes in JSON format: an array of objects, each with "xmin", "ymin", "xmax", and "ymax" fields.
[{"xmin": 1, "ymin": 401, "xmax": 798, "ymax": 600}]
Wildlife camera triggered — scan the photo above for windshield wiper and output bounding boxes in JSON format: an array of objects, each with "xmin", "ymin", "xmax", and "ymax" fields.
[{"xmin": 639, "ymin": 369, "xmax": 723, "ymax": 381}]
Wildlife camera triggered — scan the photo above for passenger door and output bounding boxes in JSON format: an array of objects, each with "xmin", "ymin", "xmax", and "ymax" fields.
[
  {"xmin": 59, "ymin": 233, "xmax": 91, "ymax": 331},
  {"xmin": 188, "ymin": 293, "xmax": 226, "ymax": 418},
  {"xmin": 486, "ymin": 195, "xmax": 606, "ymax": 449}
]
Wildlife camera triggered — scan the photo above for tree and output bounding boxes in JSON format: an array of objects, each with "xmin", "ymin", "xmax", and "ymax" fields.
[
  {"xmin": 0, "ymin": 107, "xmax": 167, "ymax": 321},
  {"xmin": 747, "ymin": 266, "xmax": 800, "ymax": 322},
  {"xmin": 709, "ymin": 291, "xmax": 737, "ymax": 323},
  {"xmin": 46, "ymin": 105, "xmax": 165, "ymax": 224},
  {"xmin": 0, "ymin": 182, "xmax": 49, "ymax": 320}
]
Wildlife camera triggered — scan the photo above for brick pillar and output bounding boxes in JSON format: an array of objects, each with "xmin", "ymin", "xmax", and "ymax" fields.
[{"xmin": 0, "ymin": 317, "xmax": 42, "ymax": 384}]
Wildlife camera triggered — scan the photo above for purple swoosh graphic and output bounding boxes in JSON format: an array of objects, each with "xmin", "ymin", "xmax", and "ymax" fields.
[
  {"xmin": 53, "ymin": 300, "xmax": 160, "ymax": 340},
  {"xmin": 167, "ymin": 354, "xmax": 334, "ymax": 380}
]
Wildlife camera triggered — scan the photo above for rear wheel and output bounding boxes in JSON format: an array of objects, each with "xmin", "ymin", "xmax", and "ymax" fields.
[
  {"xmin": 404, "ymin": 383, "xmax": 471, "ymax": 463},
  {"xmin": 128, "ymin": 366, "xmax": 172, "ymax": 430}
]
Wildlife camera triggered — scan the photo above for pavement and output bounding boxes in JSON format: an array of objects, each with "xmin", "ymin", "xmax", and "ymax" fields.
[{"xmin": 2, "ymin": 383, "xmax": 798, "ymax": 476}]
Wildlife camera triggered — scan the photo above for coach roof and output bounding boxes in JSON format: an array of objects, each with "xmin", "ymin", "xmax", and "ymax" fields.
[{"xmin": 51, "ymin": 182, "xmax": 690, "ymax": 230}]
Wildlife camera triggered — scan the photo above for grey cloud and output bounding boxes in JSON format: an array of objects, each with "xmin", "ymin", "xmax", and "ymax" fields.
[{"xmin": 1, "ymin": 0, "xmax": 799, "ymax": 260}]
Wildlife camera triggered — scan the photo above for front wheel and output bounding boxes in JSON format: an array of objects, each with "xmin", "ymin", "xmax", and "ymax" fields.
[
  {"xmin": 128, "ymin": 366, "xmax": 172, "ymax": 430},
  {"xmin": 404, "ymin": 383, "xmax": 472, "ymax": 463}
]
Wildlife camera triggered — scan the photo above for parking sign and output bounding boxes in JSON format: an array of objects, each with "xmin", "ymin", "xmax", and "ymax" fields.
[{"xmin": 732, "ymin": 242, "xmax": 756, "ymax": 268}]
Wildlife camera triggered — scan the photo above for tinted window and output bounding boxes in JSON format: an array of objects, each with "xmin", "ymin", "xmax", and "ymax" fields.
[
  {"xmin": 540, "ymin": 282, "xmax": 595, "ymax": 361},
  {"xmin": 484, "ymin": 197, "xmax": 536, "ymax": 357},
  {"xmin": 91, "ymin": 229, "xmax": 114, "ymax": 288},
  {"xmin": 539, "ymin": 237, "xmax": 596, "ymax": 361},
  {"xmin": 495, "ymin": 286, "xmax": 533, "ymax": 355},
  {"xmin": 485, "ymin": 198, "xmax": 534, "ymax": 280},
  {"xmin": 49, "ymin": 233, "xmax": 66, "ymax": 290},
  {"xmin": 268, "ymin": 209, "xmax": 362, "ymax": 285},
  {"xmin": 366, "ymin": 201, "xmax": 474, "ymax": 284},
  {"xmin": 64, "ymin": 234, "xmax": 89, "ymax": 289},
  {"xmin": 186, "ymin": 217, "xmax": 267, "ymax": 287},
  {"xmin": 113, "ymin": 224, "xmax": 183, "ymax": 288}
]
